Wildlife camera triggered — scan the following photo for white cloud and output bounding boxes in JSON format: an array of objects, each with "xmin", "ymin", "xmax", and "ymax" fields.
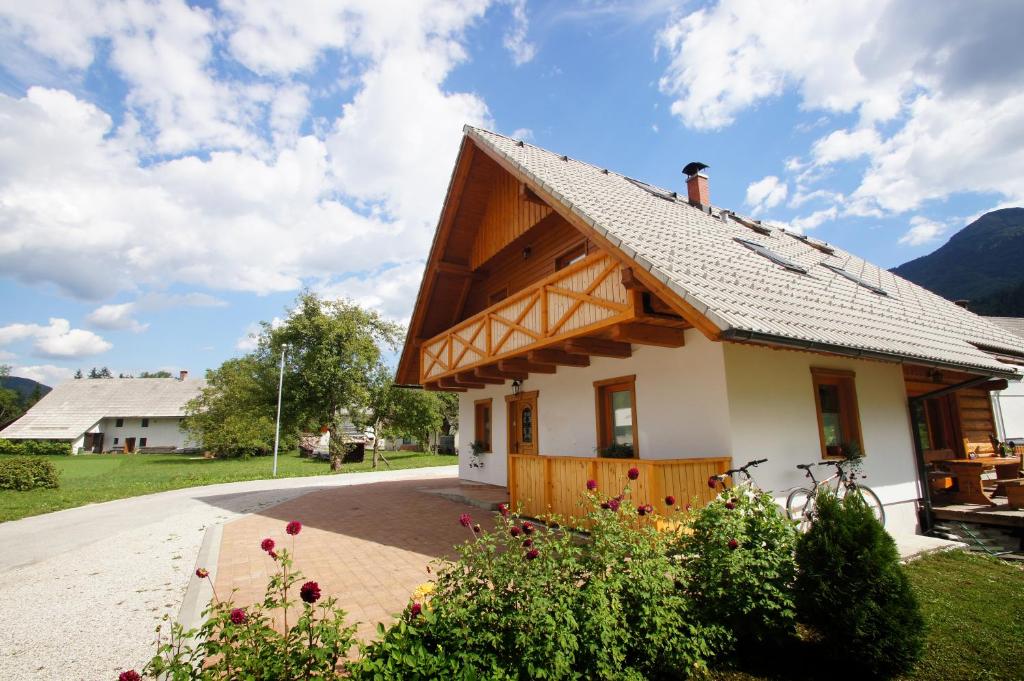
[
  {"xmin": 779, "ymin": 207, "xmax": 838, "ymax": 234},
  {"xmin": 315, "ymin": 262, "xmax": 427, "ymax": 326},
  {"xmin": 502, "ymin": 0, "xmax": 537, "ymax": 66},
  {"xmin": 658, "ymin": 1, "xmax": 1024, "ymax": 220},
  {"xmin": 0, "ymin": 318, "xmax": 112, "ymax": 359},
  {"xmin": 86, "ymin": 292, "xmax": 227, "ymax": 333},
  {"xmin": 511, "ymin": 127, "xmax": 534, "ymax": 141},
  {"xmin": 744, "ymin": 175, "xmax": 788, "ymax": 214},
  {"xmin": 8, "ymin": 364, "xmax": 75, "ymax": 386},
  {"xmin": 898, "ymin": 216, "xmax": 947, "ymax": 246},
  {"xmin": 86, "ymin": 303, "xmax": 150, "ymax": 333},
  {"xmin": 235, "ymin": 316, "xmax": 285, "ymax": 352}
]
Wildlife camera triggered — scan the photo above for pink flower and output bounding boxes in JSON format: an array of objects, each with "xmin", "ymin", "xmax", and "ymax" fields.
[
  {"xmin": 119, "ymin": 671, "xmax": 141, "ymax": 681},
  {"xmin": 708, "ymin": 476, "xmax": 718, "ymax": 489},
  {"xmin": 526, "ymin": 548, "xmax": 539, "ymax": 560},
  {"xmin": 664, "ymin": 495, "xmax": 676, "ymax": 507},
  {"xmin": 627, "ymin": 467, "xmax": 639, "ymax": 480},
  {"xmin": 195, "ymin": 568, "xmax": 209, "ymax": 579},
  {"xmin": 608, "ymin": 498, "xmax": 621, "ymax": 512},
  {"xmin": 637, "ymin": 506, "xmax": 647, "ymax": 517},
  {"xmin": 522, "ymin": 522, "xmax": 534, "ymax": 535},
  {"xmin": 728, "ymin": 538, "xmax": 739, "ymax": 550},
  {"xmin": 510, "ymin": 526, "xmax": 522, "ymax": 537},
  {"xmin": 285, "ymin": 521, "xmax": 302, "ymax": 536},
  {"xmin": 725, "ymin": 501, "xmax": 736, "ymax": 510},
  {"xmin": 230, "ymin": 608, "xmax": 247, "ymax": 625},
  {"xmin": 459, "ymin": 513, "xmax": 472, "ymax": 528},
  {"xmin": 586, "ymin": 479, "xmax": 598, "ymax": 491},
  {"xmin": 522, "ymin": 538, "xmax": 533, "ymax": 548},
  {"xmin": 300, "ymin": 581, "xmax": 321, "ymax": 604},
  {"xmin": 260, "ymin": 538, "xmax": 275, "ymax": 553},
  {"xmin": 497, "ymin": 503, "xmax": 509, "ymax": 517},
  {"xmin": 410, "ymin": 602, "xmax": 422, "ymax": 617}
]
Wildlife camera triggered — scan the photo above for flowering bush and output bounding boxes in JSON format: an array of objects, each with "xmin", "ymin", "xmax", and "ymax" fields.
[
  {"xmin": 351, "ymin": 486, "xmax": 726, "ymax": 680},
  {"xmin": 139, "ymin": 521, "xmax": 355, "ymax": 680},
  {"xmin": 674, "ymin": 485, "xmax": 798, "ymax": 654}
]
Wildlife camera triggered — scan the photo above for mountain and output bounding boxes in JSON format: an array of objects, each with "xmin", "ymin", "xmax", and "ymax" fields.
[
  {"xmin": 892, "ymin": 208, "xmax": 1024, "ymax": 314},
  {"xmin": 0, "ymin": 376, "xmax": 51, "ymax": 403}
]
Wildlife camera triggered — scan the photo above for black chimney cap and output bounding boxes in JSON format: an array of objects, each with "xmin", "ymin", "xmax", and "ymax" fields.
[{"xmin": 682, "ymin": 161, "xmax": 709, "ymax": 177}]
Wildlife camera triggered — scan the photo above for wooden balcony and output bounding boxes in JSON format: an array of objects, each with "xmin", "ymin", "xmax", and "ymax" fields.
[
  {"xmin": 509, "ymin": 454, "xmax": 732, "ymax": 522},
  {"xmin": 420, "ymin": 251, "xmax": 687, "ymax": 388}
]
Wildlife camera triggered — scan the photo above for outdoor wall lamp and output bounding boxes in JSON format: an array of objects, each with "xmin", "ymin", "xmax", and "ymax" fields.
[{"xmin": 511, "ymin": 379, "xmax": 522, "ymax": 395}]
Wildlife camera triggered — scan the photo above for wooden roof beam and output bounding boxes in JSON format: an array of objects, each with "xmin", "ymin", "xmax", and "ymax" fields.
[
  {"xmin": 439, "ymin": 376, "xmax": 483, "ymax": 390},
  {"xmin": 621, "ymin": 267, "xmax": 646, "ymax": 291},
  {"xmin": 457, "ymin": 370, "xmax": 503, "ymax": 385},
  {"xmin": 610, "ymin": 323, "xmax": 686, "ymax": 348},
  {"xmin": 499, "ymin": 357, "xmax": 557, "ymax": 374},
  {"xmin": 564, "ymin": 338, "xmax": 632, "ymax": 358},
  {"xmin": 424, "ymin": 380, "xmax": 466, "ymax": 393},
  {"xmin": 528, "ymin": 348, "xmax": 590, "ymax": 367},
  {"xmin": 476, "ymin": 364, "xmax": 527, "ymax": 381}
]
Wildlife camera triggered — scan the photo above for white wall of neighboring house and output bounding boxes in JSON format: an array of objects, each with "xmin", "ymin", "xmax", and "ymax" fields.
[
  {"xmin": 457, "ymin": 332, "xmax": 734, "ymax": 487},
  {"xmin": 721, "ymin": 343, "xmax": 921, "ymax": 534},
  {"xmin": 993, "ymin": 367, "xmax": 1024, "ymax": 442},
  {"xmin": 77, "ymin": 416, "xmax": 195, "ymax": 452}
]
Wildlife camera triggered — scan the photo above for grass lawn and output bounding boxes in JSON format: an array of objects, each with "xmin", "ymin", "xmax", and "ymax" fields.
[
  {"xmin": 0, "ymin": 449, "xmax": 455, "ymax": 522},
  {"xmin": 709, "ymin": 550, "xmax": 1024, "ymax": 681}
]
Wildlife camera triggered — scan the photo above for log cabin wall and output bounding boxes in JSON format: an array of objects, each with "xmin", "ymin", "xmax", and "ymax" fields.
[
  {"xmin": 469, "ymin": 169, "xmax": 553, "ymax": 269},
  {"xmin": 461, "ymin": 213, "xmax": 596, "ymax": 320},
  {"xmin": 903, "ymin": 365, "xmax": 998, "ymax": 456}
]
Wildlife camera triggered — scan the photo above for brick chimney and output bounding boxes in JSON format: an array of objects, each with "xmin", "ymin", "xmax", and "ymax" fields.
[
  {"xmin": 683, "ymin": 161, "xmax": 710, "ymax": 209},
  {"xmin": 179, "ymin": 370, "xmax": 189, "ymax": 381}
]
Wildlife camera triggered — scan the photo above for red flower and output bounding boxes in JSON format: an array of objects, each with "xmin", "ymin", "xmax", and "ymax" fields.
[
  {"xmin": 195, "ymin": 568, "xmax": 209, "ymax": 579},
  {"xmin": 586, "ymin": 479, "xmax": 598, "ymax": 491},
  {"xmin": 637, "ymin": 506, "xmax": 647, "ymax": 517},
  {"xmin": 300, "ymin": 581, "xmax": 321, "ymax": 604},
  {"xmin": 119, "ymin": 671, "xmax": 141, "ymax": 681},
  {"xmin": 285, "ymin": 521, "xmax": 302, "ymax": 536},
  {"xmin": 526, "ymin": 548, "xmax": 539, "ymax": 560},
  {"xmin": 510, "ymin": 526, "xmax": 522, "ymax": 537},
  {"xmin": 459, "ymin": 513, "xmax": 472, "ymax": 528},
  {"xmin": 725, "ymin": 501, "xmax": 736, "ymax": 510},
  {"xmin": 522, "ymin": 522, "xmax": 534, "ymax": 535},
  {"xmin": 708, "ymin": 475, "xmax": 718, "ymax": 489},
  {"xmin": 497, "ymin": 503, "xmax": 509, "ymax": 517},
  {"xmin": 268, "ymin": 550, "xmax": 278, "ymax": 560},
  {"xmin": 410, "ymin": 602, "xmax": 422, "ymax": 617},
  {"xmin": 664, "ymin": 495, "xmax": 676, "ymax": 507},
  {"xmin": 522, "ymin": 538, "xmax": 533, "ymax": 548},
  {"xmin": 608, "ymin": 498, "xmax": 621, "ymax": 512},
  {"xmin": 600, "ymin": 501, "xmax": 610, "ymax": 510},
  {"xmin": 229, "ymin": 608, "xmax": 247, "ymax": 625},
  {"xmin": 728, "ymin": 538, "xmax": 739, "ymax": 550},
  {"xmin": 627, "ymin": 467, "xmax": 640, "ymax": 480},
  {"xmin": 260, "ymin": 538, "xmax": 275, "ymax": 553}
]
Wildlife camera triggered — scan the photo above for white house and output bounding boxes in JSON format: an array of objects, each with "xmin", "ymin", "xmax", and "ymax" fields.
[
  {"xmin": 985, "ymin": 317, "xmax": 1024, "ymax": 442},
  {"xmin": 395, "ymin": 127, "xmax": 1024, "ymax": 536},
  {"xmin": 0, "ymin": 372, "xmax": 204, "ymax": 453}
]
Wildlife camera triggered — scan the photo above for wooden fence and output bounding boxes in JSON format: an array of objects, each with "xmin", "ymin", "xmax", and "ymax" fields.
[{"xmin": 509, "ymin": 454, "xmax": 732, "ymax": 522}]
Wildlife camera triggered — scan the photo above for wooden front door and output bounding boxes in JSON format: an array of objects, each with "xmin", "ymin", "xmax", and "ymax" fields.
[
  {"xmin": 507, "ymin": 391, "xmax": 538, "ymax": 455},
  {"xmin": 125, "ymin": 437, "xmax": 136, "ymax": 453}
]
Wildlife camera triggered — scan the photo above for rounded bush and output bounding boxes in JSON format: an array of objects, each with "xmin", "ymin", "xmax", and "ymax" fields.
[{"xmin": 0, "ymin": 456, "xmax": 60, "ymax": 491}]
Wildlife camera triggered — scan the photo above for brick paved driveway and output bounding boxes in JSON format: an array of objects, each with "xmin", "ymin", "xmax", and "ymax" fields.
[{"xmin": 215, "ymin": 477, "xmax": 499, "ymax": 642}]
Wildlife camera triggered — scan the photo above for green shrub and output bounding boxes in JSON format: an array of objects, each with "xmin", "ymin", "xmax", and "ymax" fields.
[
  {"xmin": 675, "ymin": 486, "xmax": 798, "ymax": 653},
  {"xmin": 0, "ymin": 439, "xmax": 71, "ymax": 456},
  {"xmin": 0, "ymin": 456, "xmax": 60, "ymax": 491},
  {"xmin": 795, "ymin": 489, "xmax": 924, "ymax": 679},
  {"xmin": 352, "ymin": 489, "xmax": 726, "ymax": 680}
]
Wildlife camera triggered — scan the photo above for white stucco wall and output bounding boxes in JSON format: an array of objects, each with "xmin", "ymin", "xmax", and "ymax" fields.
[
  {"xmin": 721, "ymin": 343, "xmax": 921, "ymax": 533},
  {"xmin": 457, "ymin": 331, "xmax": 733, "ymax": 487},
  {"xmin": 993, "ymin": 368, "xmax": 1024, "ymax": 442},
  {"xmin": 84, "ymin": 416, "xmax": 194, "ymax": 451}
]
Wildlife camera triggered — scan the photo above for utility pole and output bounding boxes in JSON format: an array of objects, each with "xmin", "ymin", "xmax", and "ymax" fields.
[{"xmin": 272, "ymin": 344, "xmax": 289, "ymax": 477}]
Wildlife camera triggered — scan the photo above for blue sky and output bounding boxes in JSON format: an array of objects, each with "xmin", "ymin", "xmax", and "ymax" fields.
[{"xmin": 1, "ymin": 0, "xmax": 1022, "ymax": 385}]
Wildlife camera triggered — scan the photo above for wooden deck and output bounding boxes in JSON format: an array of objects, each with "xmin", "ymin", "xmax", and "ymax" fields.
[{"xmin": 932, "ymin": 501, "xmax": 1024, "ymax": 529}]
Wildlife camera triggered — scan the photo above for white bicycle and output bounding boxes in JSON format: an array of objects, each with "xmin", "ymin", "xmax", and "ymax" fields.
[{"xmin": 785, "ymin": 459, "xmax": 885, "ymax": 531}]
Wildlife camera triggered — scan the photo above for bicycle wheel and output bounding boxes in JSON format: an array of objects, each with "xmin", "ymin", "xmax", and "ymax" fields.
[
  {"xmin": 785, "ymin": 487, "xmax": 816, "ymax": 531},
  {"xmin": 838, "ymin": 484, "xmax": 886, "ymax": 527}
]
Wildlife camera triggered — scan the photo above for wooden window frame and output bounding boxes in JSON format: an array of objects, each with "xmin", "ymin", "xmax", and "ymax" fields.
[
  {"xmin": 810, "ymin": 367, "xmax": 865, "ymax": 459},
  {"xmin": 555, "ymin": 241, "xmax": 588, "ymax": 271},
  {"xmin": 593, "ymin": 374, "xmax": 639, "ymax": 457},
  {"xmin": 474, "ymin": 398, "xmax": 493, "ymax": 453}
]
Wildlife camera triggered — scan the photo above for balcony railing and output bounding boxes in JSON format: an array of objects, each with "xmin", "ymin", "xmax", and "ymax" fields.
[
  {"xmin": 420, "ymin": 251, "xmax": 637, "ymax": 384},
  {"xmin": 509, "ymin": 454, "xmax": 732, "ymax": 523}
]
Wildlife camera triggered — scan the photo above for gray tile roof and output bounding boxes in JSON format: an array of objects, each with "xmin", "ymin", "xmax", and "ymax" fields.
[
  {"xmin": 984, "ymin": 317, "xmax": 1024, "ymax": 343},
  {"xmin": 467, "ymin": 126, "xmax": 1023, "ymax": 376},
  {"xmin": 1, "ymin": 378, "xmax": 205, "ymax": 440}
]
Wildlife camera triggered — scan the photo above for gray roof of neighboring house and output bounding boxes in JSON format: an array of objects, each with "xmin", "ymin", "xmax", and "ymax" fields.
[
  {"xmin": 467, "ymin": 126, "xmax": 1023, "ymax": 377},
  {"xmin": 0, "ymin": 378, "xmax": 205, "ymax": 440},
  {"xmin": 984, "ymin": 317, "xmax": 1024, "ymax": 342}
]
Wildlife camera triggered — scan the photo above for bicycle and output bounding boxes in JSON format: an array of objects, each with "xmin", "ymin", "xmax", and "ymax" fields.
[
  {"xmin": 785, "ymin": 458, "xmax": 885, "ymax": 531},
  {"xmin": 709, "ymin": 458, "xmax": 769, "ymax": 494}
]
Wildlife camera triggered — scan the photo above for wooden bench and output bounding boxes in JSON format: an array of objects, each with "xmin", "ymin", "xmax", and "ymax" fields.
[{"xmin": 1004, "ymin": 480, "xmax": 1024, "ymax": 510}]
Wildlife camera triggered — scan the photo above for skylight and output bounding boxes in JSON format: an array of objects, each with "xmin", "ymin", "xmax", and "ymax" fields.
[
  {"xmin": 821, "ymin": 262, "xmax": 887, "ymax": 295},
  {"xmin": 730, "ymin": 214, "xmax": 772, "ymax": 236},
  {"xmin": 734, "ymin": 238, "xmax": 807, "ymax": 273},
  {"xmin": 793, "ymin": 233, "xmax": 835, "ymax": 255},
  {"xmin": 625, "ymin": 177, "xmax": 678, "ymax": 202}
]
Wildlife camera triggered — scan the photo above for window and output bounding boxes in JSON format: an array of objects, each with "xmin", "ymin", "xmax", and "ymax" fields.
[
  {"xmin": 141, "ymin": 418, "xmax": 149, "ymax": 428},
  {"xmin": 113, "ymin": 437, "xmax": 119, "ymax": 445},
  {"xmin": 734, "ymin": 237, "xmax": 808, "ymax": 274},
  {"xmin": 474, "ymin": 399, "xmax": 492, "ymax": 452},
  {"xmin": 793, "ymin": 233, "xmax": 835, "ymax": 255},
  {"xmin": 115, "ymin": 418, "xmax": 124, "ymax": 427},
  {"xmin": 810, "ymin": 368, "xmax": 864, "ymax": 458},
  {"xmin": 594, "ymin": 375, "xmax": 638, "ymax": 456},
  {"xmin": 140, "ymin": 437, "xmax": 147, "ymax": 447},
  {"xmin": 625, "ymin": 177, "xmax": 678, "ymax": 202},
  {"xmin": 555, "ymin": 242, "xmax": 587, "ymax": 270},
  {"xmin": 820, "ymin": 262, "xmax": 887, "ymax": 295}
]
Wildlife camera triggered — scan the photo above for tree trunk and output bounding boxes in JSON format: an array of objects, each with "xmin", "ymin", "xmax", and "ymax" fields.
[
  {"xmin": 328, "ymin": 422, "xmax": 344, "ymax": 471},
  {"xmin": 371, "ymin": 419, "xmax": 380, "ymax": 469}
]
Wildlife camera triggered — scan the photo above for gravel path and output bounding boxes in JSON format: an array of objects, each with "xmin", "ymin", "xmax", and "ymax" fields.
[{"xmin": 0, "ymin": 465, "xmax": 457, "ymax": 680}]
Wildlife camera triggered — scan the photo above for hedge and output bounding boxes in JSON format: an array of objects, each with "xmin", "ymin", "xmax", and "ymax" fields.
[
  {"xmin": 0, "ymin": 456, "xmax": 61, "ymax": 491},
  {"xmin": 0, "ymin": 439, "xmax": 72, "ymax": 456}
]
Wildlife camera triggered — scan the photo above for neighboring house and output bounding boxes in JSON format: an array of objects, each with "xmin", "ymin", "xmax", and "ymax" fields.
[
  {"xmin": 984, "ymin": 317, "xmax": 1024, "ymax": 441},
  {"xmin": 395, "ymin": 126, "xmax": 1024, "ymax": 536},
  {"xmin": 0, "ymin": 372, "xmax": 204, "ymax": 453},
  {"xmin": 299, "ymin": 412, "xmax": 374, "ymax": 460}
]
